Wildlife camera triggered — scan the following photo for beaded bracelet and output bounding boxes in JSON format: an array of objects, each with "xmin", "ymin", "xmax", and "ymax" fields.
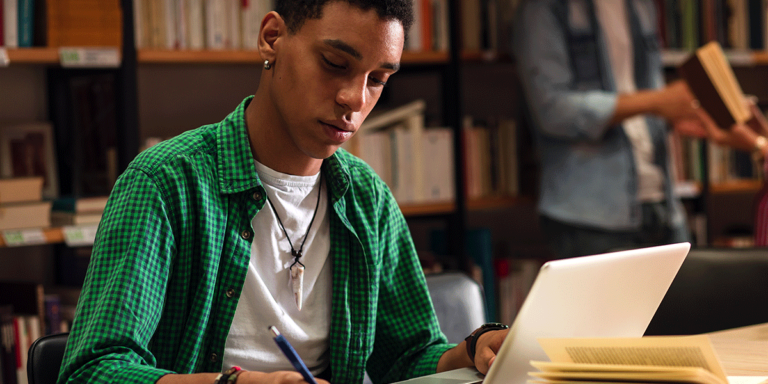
[
  {"xmin": 215, "ymin": 366, "xmax": 242, "ymax": 384},
  {"xmin": 227, "ymin": 369, "xmax": 245, "ymax": 383}
]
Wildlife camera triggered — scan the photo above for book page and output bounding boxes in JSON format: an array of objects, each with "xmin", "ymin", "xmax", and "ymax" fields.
[
  {"xmin": 699, "ymin": 42, "xmax": 751, "ymax": 124},
  {"xmin": 529, "ymin": 366, "xmax": 723, "ymax": 384},
  {"xmin": 727, "ymin": 377, "xmax": 768, "ymax": 384},
  {"xmin": 537, "ymin": 335, "xmax": 728, "ymax": 383}
]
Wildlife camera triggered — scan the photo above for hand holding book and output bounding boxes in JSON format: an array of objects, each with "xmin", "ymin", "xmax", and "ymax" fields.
[{"xmin": 677, "ymin": 41, "xmax": 768, "ymax": 157}]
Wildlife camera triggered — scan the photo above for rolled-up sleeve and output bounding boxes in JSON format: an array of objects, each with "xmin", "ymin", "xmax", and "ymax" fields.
[{"xmin": 513, "ymin": 1, "xmax": 616, "ymax": 141}]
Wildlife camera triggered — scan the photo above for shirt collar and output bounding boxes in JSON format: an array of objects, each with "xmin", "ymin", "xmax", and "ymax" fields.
[{"xmin": 216, "ymin": 96, "xmax": 351, "ymax": 201}]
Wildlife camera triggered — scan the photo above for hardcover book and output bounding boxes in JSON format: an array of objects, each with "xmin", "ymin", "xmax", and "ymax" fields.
[{"xmin": 679, "ymin": 41, "xmax": 751, "ymax": 129}]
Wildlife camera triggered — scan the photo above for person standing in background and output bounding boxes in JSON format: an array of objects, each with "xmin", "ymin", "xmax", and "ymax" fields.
[{"xmin": 513, "ymin": 0, "xmax": 706, "ymax": 259}]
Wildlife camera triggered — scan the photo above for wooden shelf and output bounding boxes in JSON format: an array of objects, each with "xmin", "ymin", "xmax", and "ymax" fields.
[
  {"xmin": 0, "ymin": 227, "xmax": 64, "ymax": 247},
  {"xmin": 459, "ymin": 50, "xmax": 513, "ymax": 63},
  {"xmin": 139, "ymin": 49, "xmax": 263, "ymax": 64},
  {"xmin": 138, "ymin": 49, "xmax": 450, "ymax": 65},
  {"xmin": 4, "ymin": 47, "xmax": 60, "ymax": 64},
  {"xmin": 754, "ymin": 52, "xmax": 768, "ymax": 65},
  {"xmin": 400, "ymin": 201, "xmax": 455, "ymax": 217},
  {"xmin": 662, "ymin": 49, "xmax": 768, "ymax": 67},
  {"xmin": 467, "ymin": 195, "xmax": 531, "ymax": 211},
  {"xmin": 709, "ymin": 179, "xmax": 763, "ymax": 194},
  {"xmin": 401, "ymin": 50, "xmax": 449, "ymax": 64},
  {"xmin": 399, "ymin": 195, "xmax": 530, "ymax": 217}
]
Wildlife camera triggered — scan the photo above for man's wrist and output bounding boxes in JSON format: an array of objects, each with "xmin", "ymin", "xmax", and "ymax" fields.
[
  {"xmin": 755, "ymin": 136, "xmax": 768, "ymax": 155},
  {"xmin": 464, "ymin": 323, "xmax": 510, "ymax": 363}
]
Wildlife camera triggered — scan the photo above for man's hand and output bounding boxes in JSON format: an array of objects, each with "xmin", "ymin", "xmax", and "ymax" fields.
[
  {"xmin": 655, "ymin": 80, "xmax": 700, "ymax": 122},
  {"xmin": 238, "ymin": 371, "xmax": 331, "ymax": 384},
  {"xmin": 472, "ymin": 329, "xmax": 509, "ymax": 375},
  {"xmin": 692, "ymin": 107, "xmax": 760, "ymax": 153}
]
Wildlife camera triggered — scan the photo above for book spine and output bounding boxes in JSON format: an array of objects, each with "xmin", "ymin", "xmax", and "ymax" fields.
[
  {"xmin": 133, "ymin": 0, "xmax": 144, "ymax": 48},
  {"xmin": 748, "ymin": 0, "xmax": 764, "ymax": 48},
  {"xmin": 16, "ymin": 0, "xmax": 32, "ymax": 47},
  {"xmin": 187, "ymin": 0, "xmax": 204, "ymax": 49},
  {"xmin": 43, "ymin": 296, "xmax": 61, "ymax": 336},
  {"xmin": 0, "ymin": 307, "xmax": 16, "ymax": 384},
  {"xmin": 0, "ymin": 0, "xmax": 4, "ymax": 46},
  {"xmin": 3, "ymin": 0, "xmax": 18, "ymax": 48}
]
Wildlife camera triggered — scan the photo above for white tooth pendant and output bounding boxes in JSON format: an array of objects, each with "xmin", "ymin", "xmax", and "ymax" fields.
[{"xmin": 291, "ymin": 263, "xmax": 305, "ymax": 310}]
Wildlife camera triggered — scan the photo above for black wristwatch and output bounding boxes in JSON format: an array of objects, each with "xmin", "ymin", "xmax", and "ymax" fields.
[{"xmin": 464, "ymin": 323, "xmax": 510, "ymax": 363}]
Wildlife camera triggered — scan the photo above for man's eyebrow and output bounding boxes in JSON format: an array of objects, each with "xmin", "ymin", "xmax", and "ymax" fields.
[{"xmin": 323, "ymin": 39, "xmax": 400, "ymax": 72}]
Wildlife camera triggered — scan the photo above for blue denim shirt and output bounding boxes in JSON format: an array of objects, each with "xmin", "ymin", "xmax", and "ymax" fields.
[{"xmin": 513, "ymin": 0, "xmax": 686, "ymax": 231}]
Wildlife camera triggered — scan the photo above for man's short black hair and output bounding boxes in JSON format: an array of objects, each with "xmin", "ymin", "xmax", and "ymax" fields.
[{"xmin": 275, "ymin": 0, "xmax": 413, "ymax": 35}]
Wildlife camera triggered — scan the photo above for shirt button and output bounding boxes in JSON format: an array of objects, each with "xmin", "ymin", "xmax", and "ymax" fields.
[
  {"xmin": 226, "ymin": 288, "xmax": 235, "ymax": 298},
  {"xmin": 241, "ymin": 230, "xmax": 252, "ymax": 240},
  {"xmin": 210, "ymin": 352, "xmax": 218, "ymax": 362},
  {"xmin": 253, "ymin": 191, "xmax": 262, "ymax": 201}
]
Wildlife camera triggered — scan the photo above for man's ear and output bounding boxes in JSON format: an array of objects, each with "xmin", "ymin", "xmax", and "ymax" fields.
[{"xmin": 259, "ymin": 11, "xmax": 285, "ymax": 64}]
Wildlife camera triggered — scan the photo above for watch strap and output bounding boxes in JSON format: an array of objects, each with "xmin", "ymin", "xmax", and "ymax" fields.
[{"xmin": 464, "ymin": 323, "xmax": 509, "ymax": 363}]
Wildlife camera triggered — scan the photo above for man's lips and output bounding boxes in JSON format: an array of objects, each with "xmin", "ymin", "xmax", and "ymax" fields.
[{"xmin": 320, "ymin": 120, "xmax": 354, "ymax": 133}]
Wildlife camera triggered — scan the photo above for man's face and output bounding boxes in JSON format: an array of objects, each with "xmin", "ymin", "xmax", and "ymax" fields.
[{"xmin": 269, "ymin": 1, "xmax": 405, "ymax": 160}]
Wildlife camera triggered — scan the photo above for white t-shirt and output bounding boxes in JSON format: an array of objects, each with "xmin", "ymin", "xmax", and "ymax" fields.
[
  {"xmin": 595, "ymin": 0, "xmax": 665, "ymax": 203},
  {"xmin": 222, "ymin": 161, "xmax": 332, "ymax": 375}
]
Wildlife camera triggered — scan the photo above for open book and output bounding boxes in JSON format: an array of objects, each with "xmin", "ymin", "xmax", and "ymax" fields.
[
  {"xmin": 529, "ymin": 335, "xmax": 768, "ymax": 384},
  {"xmin": 679, "ymin": 41, "xmax": 752, "ymax": 129}
]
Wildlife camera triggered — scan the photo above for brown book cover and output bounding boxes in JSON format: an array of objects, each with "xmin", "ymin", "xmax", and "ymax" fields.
[
  {"xmin": 0, "ymin": 201, "xmax": 52, "ymax": 230},
  {"xmin": 678, "ymin": 42, "xmax": 751, "ymax": 129},
  {"xmin": 0, "ymin": 177, "xmax": 43, "ymax": 204}
]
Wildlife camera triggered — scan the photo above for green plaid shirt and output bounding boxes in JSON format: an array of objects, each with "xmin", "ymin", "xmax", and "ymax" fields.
[{"xmin": 59, "ymin": 97, "xmax": 452, "ymax": 384}]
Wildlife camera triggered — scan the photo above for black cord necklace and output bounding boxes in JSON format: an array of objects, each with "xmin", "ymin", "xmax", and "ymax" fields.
[{"xmin": 265, "ymin": 172, "xmax": 323, "ymax": 310}]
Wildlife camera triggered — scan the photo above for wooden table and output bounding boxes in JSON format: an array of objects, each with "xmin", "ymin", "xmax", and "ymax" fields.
[{"xmin": 708, "ymin": 322, "xmax": 768, "ymax": 376}]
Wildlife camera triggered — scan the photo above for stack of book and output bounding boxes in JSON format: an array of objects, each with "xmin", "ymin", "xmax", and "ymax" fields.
[
  {"xmin": 463, "ymin": 116, "xmax": 519, "ymax": 199},
  {"xmin": 1, "ymin": 0, "xmax": 122, "ymax": 49},
  {"xmin": 0, "ymin": 177, "xmax": 51, "ymax": 231},
  {"xmin": 133, "ymin": 0, "xmax": 273, "ymax": 50},
  {"xmin": 343, "ymin": 99, "xmax": 455, "ymax": 205},
  {"xmin": 51, "ymin": 195, "xmax": 108, "ymax": 227}
]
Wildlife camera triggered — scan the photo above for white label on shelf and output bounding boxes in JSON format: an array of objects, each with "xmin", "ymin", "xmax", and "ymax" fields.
[
  {"xmin": 63, "ymin": 225, "xmax": 99, "ymax": 246},
  {"xmin": 1, "ymin": 229, "xmax": 47, "ymax": 247},
  {"xmin": 661, "ymin": 50, "xmax": 690, "ymax": 67},
  {"xmin": 0, "ymin": 48, "xmax": 9, "ymax": 67},
  {"xmin": 59, "ymin": 47, "xmax": 121, "ymax": 68},
  {"xmin": 724, "ymin": 51, "xmax": 755, "ymax": 66}
]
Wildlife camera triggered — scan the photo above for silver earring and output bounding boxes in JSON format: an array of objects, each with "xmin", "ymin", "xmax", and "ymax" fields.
[{"xmin": 264, "ymin": 60, "xmax": 272, "ymax": 70}]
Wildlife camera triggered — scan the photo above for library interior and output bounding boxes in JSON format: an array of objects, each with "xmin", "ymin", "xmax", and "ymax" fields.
[{"xmin": 0, "ymin": 0, "xmax": 767, "ymax": 384}]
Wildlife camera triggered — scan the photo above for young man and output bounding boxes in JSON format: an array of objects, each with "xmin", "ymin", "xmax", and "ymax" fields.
[
  {"xmin": 513, "ymin": 0, "xmax": 703, "ymax": 259},
  {"xmin": 58, "ymin": 1, "xmax": 508, "ymax": 383}
]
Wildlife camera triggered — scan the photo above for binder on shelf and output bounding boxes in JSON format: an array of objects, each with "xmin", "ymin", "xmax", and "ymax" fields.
[
  {"xmin": 43, "ymin": 0, "xmax": 123, "ymax": 47},
  {"xmin": 17, "ymin": 0, "xmax": 33, "ymax": 47}
]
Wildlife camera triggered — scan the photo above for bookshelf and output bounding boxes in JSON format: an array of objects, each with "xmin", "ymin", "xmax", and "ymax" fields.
[{"xmin": 4, "ymin": 48, "xmax": 60, "ymax": 64}]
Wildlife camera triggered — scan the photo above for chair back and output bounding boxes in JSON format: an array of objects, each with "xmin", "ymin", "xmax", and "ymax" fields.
[
  {"xmin": 425, "ymin": 272, "xmax": 487, "ymax": 343},
  {"xmin": 27, "ymin": 333, "xmax": 69, "ymax": 384},
  {"xmin": 645, "ymin": 248, "xmax": 768, "ymax": 335}
]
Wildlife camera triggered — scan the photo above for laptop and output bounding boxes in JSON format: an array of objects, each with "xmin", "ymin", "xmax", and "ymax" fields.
[{"xmin": 395, "ymin": 242, "xmax": 691, "ymax": 384}]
